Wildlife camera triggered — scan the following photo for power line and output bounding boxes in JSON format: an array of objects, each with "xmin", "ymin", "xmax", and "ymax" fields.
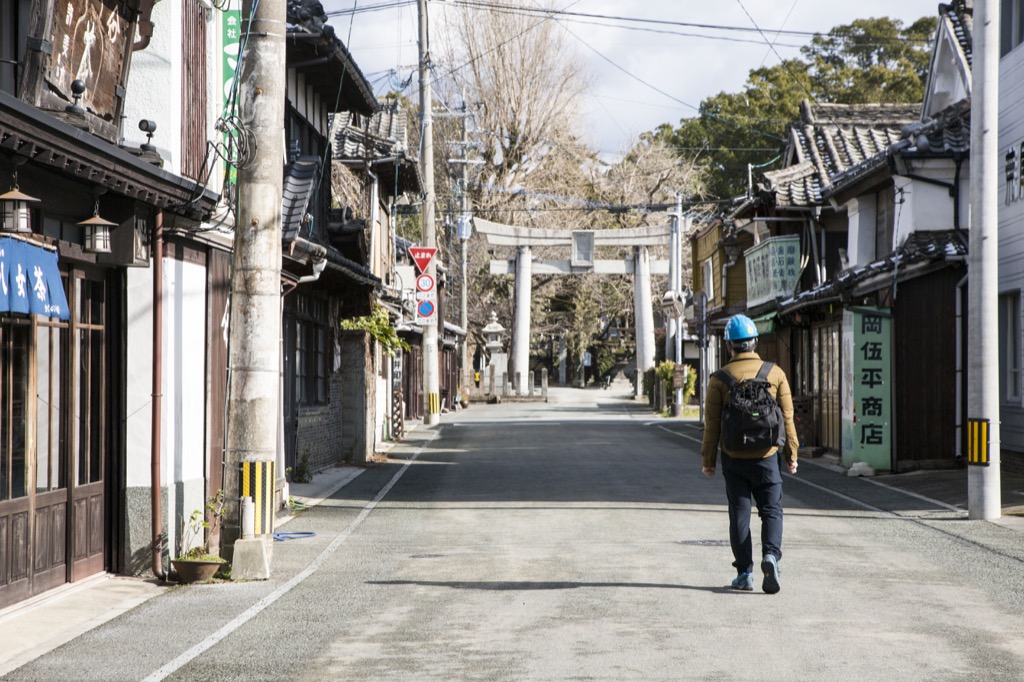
[
  {"xmin": 448, "ymin": 0, "xmax": 931, "ymax": 43},
  {"xmin": 329, "ymin": 0, "xmax": 931, "ymax": 48},
  {"xmin": 547, "ymin": 16, "xmax": 785, "ymax": 142},
  {"xmin": 734, "ymin": 0, "xmax": 843, "ymax": 134}
]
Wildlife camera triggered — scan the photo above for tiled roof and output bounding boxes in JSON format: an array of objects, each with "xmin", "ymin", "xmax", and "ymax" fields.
[
  {"xmin": 760, "ymin": 101, "xmax": 915, "ymax": 207},
  {"xmin": 333, "ymin": 100, "xmax": 411, "ymax": 160},
  {"xmin": 940, "ymin": 0, "xmax": 973, "ymax": 68},
  {"xmin": 285, "ymin": 1, "xmax": 378, "ymax": 116},
  {"xmin": 281, "ymin": 156, "xmax": 321, "ymax": 242},
  {"xmin": 779, "ymin": 230, "xmax": 967, "ymax": 311},
  {"xmin": 828, "ymin": 98, "xmax": 970, "ymax": 195},
  {"xmin": 900, "ymin": 98, "xmax": 971, "ymax": 155},
  {"xmin": 332, "ymin": 100, "xmax": 422, "ymax": 197}
]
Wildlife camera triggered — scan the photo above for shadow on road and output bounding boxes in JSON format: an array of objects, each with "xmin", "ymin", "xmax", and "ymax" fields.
[{"xmin": 367, "ymin": 579, "xmax": 737, "ymax": 594}]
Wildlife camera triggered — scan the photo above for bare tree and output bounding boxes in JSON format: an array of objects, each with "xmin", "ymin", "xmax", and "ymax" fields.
[{"xmin": 425, "ymin": 1, "xmax": 706, "ymax": 376}]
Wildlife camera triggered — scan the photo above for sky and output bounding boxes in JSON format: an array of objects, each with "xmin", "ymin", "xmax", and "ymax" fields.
[{"xmin": 320, "ymin": 0, "xmax": 942, "ymax": 158}]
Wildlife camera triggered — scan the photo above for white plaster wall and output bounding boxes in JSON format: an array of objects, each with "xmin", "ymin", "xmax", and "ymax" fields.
[
  {"xmin": 887, "ymin": 160, "xmax": 967, "ymax": 252},
  {"xmin": 125, "ymin": 267, "xmax": 154, "ymax": 490},
  {"xmin": 844, "ymin": 196, "xmax": 876, "ymax": 267},
  {"xmin": 121, "ymin": 2, "xmax": 185, "ymax": 173},
  {"xmin": 163, "ymin": 257, "xmax": 208, "ymax": 485},
  {"xmin": 124, "ymin": 256, "xmax": 208, "ymax": 552},
  {"xmin": 924, "ymin": 23, "xmax": 971, "ymax": 118}
]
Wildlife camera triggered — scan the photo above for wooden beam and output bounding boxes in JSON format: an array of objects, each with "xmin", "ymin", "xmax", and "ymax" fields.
[
  {"xmin": 474, "ymin": 217, "xmax": 672, "ymax": 246},
  {"xmin": 489, "ymin": 259, "xmax": 670, "ymax": 275}
]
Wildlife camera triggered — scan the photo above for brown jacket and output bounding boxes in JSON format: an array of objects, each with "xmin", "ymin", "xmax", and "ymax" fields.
[{"xmin": 700, "ymin": 351, "xmax": 799, "ymax": 469}]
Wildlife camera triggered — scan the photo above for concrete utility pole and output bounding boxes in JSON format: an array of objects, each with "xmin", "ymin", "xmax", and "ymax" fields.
[
  {"xmin": 512, "ymin": 246, "xmax": 532, "ymax": 390},
  {"xmin": 634, "ymin": 245, "xmax": 655, "ymax": 398},
  {"xmin": 671, "ymin": 195, "xmax": 684, "ymax": 415},
  {"xmin": 221, "ymin": 0, "xmax": 287, "ymax": 566},
  {"xmin": 967, "ymin": 0, "xmax": 1001, "ymax": 519},
  {"xmin": 443, "ymin": 98, "xmax": 474, "ymax": 395},
  {"xmin": 418, "ymin": 0, "xmax": 440, "ymax": 424}
]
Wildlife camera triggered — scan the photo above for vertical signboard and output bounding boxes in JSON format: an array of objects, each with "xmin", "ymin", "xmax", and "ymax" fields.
[
  {"xmin": 744, "ymin": 235, "xmax": 801, "ymax": 307},
  {"xmin": 222, "ymin": 6, "xmax": 242, "ymax": 185},
  {"xmin": 415, "ymin": 272, "xmax": 437, "ymax": 325},
  {"xmin": 50, "ymin": 0, "xmax": 129, "ymax": 119},
  {"xmin": 841, "ymin": 308, "xmax": 892, "ymax": 470}
]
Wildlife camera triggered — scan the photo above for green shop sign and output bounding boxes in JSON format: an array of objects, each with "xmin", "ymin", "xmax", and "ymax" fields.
[
  {"xmin": 222, "ymin": 7, "xmax": 241, "ymax": 184},
  {"xmin": 743, "ymin": 235, "xmax": 801, "ymax": 307},
  {"xmin": 841, "ymin": 307, "xmax": 892, "ymax": 470}
]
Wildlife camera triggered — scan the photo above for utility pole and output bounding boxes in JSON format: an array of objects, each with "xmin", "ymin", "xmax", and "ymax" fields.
[
  {"xmin": 457, "ymin": 103, "xmax": 472, "ymax": 395},
  {"xmin": 418, "ymin": 0, "xmax": 440, "ymax": 425},
  {"xmin": 968, "ymin": 0, "xmax": 1001, "ymax": 519},
  {"xmin": 672, "ymin": 195, "xmax": 683, "ymax": 415},
  {"xmin": 221, "ymin": 0, "xmax": 287, "ymax": 566},
  {"xmin": 440, "ymin": 98, "xmax": 476, "ymax": 396}
]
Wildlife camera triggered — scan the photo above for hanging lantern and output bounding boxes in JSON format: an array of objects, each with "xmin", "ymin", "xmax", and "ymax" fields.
[
  {"xmin": 0, "ymin": 171, "xmax": 39, "ymax": 233},
  {"xmin": 78, "ymin": 201, "xmax": 118, "ymax": 254}
]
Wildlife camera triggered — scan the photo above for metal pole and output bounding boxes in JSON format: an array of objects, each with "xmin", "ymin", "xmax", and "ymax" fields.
[
  {"xmin": 459, "ymin": 104, "xmax": 470, "ymax": 396},
  {"xmin": 222, "ymin": 0, "xmax": 288, "ymax": 560},
  {"xmin": 695, "ymin": 290, "xmax": 707, "ymax": 425},
  {"xmin": 512, "ymin": 246, "xmax": 532, "ymax": 390},
  {"xmin": 418, "ymin": 0, "xmax": 440, "ymax": 425},
  {"xmin": 968, "ymin": 0, "xmax": 1001, "ymax": 519},
  {"xmin": 673, "ymin": 195, "xmax": 684, "ymax": 415}
]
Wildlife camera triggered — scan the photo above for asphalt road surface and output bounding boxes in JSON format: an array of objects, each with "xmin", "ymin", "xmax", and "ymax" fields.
[{"xmin": 7, "ymin": 387, "xmax": 1024, "ymax": 681}]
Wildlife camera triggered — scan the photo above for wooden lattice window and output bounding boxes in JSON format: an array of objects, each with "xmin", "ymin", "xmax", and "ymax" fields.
[{"xmin": 181, "ymin": 0, "xmax": 208, "ymax": 182}]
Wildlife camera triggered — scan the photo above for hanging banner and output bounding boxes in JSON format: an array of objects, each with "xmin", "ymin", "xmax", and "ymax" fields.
[
  {"xmin": 0, "ymin": 237, "xmax": 70, "ymax": 321},
  {"xmin": 222, "ymin": 6, "xmax": 242, "ymax": 185}
]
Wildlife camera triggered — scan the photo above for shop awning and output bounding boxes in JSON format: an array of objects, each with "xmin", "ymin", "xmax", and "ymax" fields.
[
  {"xmin": 752, "ymin": 312, "xmax": 777, "ymax": 335},
  {"xmin": 0, "ymin": 236, "xmax": 70, "ymax": 321}
]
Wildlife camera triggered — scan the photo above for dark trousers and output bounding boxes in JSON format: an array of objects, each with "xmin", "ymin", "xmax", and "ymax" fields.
[{"xmin": 721, "ymin": 452, "xmax": 783, "ymax": 574}]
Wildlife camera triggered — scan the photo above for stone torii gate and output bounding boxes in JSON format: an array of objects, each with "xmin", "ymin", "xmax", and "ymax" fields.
[{"xmin": 475, "ymin": 218, "xmax": 675, "ymax": 395}]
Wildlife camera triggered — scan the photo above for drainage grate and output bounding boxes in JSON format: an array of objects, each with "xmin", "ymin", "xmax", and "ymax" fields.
[{"xmin": 677, "ymin": 540, "xmax": 729, "ymax": 547}]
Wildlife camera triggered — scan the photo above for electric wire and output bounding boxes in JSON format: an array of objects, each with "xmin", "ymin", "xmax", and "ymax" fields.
[{"xmin": 331, "ymin": 0, "xmax": 930, "ymax": 47}]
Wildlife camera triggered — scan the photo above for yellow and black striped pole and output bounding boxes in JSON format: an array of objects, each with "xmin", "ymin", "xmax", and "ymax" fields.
[
  {"xmin": 240, "ymin": 461, "xmax": 275, "ymax": 535},
  {"xmin": 429, "ymin": 391, "xmax": 440, "ymax": 417},
  {"xmin": 967, "ymin": 418, "xmax": 990, "ymax": 467}
]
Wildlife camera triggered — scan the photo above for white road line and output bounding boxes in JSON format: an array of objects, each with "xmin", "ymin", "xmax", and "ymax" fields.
[
  {"xmin": 653, "ymin": 423, "xmax": 703, "ymax": 444},
  {"xmin": 143, "ymin": 431, "xmax": 439, "ymax": 682},
  {"xmin": 858, "ymin": 475, "xmax": 964, "ymax": 513},
  {"xmin": 648, "ymin": 423, "xmax": 963, "ymax": 514},
  {"xmin": 450, "ymin": 421, "xmax": 564, "ymax": 426}
]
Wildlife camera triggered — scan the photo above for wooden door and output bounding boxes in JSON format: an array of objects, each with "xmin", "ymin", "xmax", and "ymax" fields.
[
  {"xmin": 0, "ymin": 316, "xmax": 72, "ymax": 606},
  {"xmin": 206, "ymin": 250, "xmax": 230, "ymax": 549},
  {"xmin": 816, "ymin": 322, "xmax": 842, "ymax": 452},
  {"xmin": 69, "ymin": 274, "xmax": 107, "ymax": 581},
  {"xmin": 282, "ymin": 310, "xmax": 297, "ymax": 473}
]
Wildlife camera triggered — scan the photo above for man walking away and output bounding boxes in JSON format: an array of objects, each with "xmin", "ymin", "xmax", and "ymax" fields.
[{"xmin": 700, "ymin": 314, "xmax": 799, "ymax": 594}]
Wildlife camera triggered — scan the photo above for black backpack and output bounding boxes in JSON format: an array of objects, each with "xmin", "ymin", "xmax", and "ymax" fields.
[{"xmin": 712, "ymin": 362, "xmax": 785, "ymax": 452}]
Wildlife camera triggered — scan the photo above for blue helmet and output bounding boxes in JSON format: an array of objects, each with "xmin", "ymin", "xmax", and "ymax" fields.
[{"xmin": 724, "ymin": 314, "xmax": 758, "ymax": 342}]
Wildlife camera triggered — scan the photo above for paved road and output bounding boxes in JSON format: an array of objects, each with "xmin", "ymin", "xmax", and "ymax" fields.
[{"xmin": 6, "ymin": 387, "xmax": 1024, "ymax": 681}]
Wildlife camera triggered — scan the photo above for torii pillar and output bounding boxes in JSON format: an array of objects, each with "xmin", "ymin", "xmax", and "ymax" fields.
[
  {"xmin": 511, "ymin": 245, "xmax": 532, "ymax": 390},
  {"xmin": 633, "ymin": 245, "xmax": 656, "ymax": 397}
]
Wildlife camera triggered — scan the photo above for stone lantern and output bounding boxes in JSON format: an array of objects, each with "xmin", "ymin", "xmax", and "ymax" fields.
[
  {"xmin": 482, "ymin": 311, "xmax": 505, "ymax": 352},
  {"xmin": 480, "ymin": 311, "xmax": 508, "ymax": 395}
]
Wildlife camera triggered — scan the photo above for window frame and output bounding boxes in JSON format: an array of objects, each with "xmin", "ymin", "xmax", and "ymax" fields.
[
  {"xmin": 1001, "ymin": 0, "xmax": 1024, "ymax": 56},
  {"xmin": 294, "ymin": 294, "xmax": 331, "ymax": 406},
  {"xmin": 999, "ymin": 291, "xmax": 1022, "ymax": 404}
]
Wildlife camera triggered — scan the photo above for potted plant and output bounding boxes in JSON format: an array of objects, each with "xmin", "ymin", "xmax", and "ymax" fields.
[{"xmin": 171, "ymin": 489, "xmax": 227, "ymax": 584}]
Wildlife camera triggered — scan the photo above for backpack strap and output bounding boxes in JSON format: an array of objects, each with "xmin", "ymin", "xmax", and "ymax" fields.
[
  {"xmin": 755, "ymin": 362, "xmax": 775, "ymax": 381},
  {"xmin": 711, "ymin": 368, "xmax": 737, "ymax": 388}
]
